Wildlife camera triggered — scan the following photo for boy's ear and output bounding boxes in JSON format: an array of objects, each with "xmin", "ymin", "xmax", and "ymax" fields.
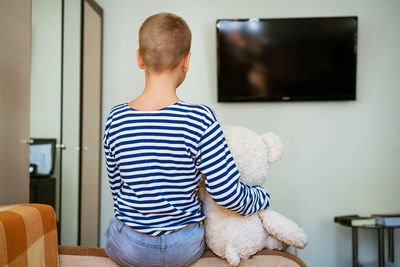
[
  {"xmin": 137, "ymin": 49, "xmax": 145, "ymax": 69},
  {"xmin": 182, "ymin": 52, "xmax": 191, "ymax": 73}
]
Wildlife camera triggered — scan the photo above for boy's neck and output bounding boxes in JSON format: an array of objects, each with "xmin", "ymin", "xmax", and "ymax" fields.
[
  {"xmin": 129, "ymin": 69, "xmax": 183, "ymax": 110},
  {"xmin": 143, "ymin": 70, "xmax": 180, "ymax": 99}
]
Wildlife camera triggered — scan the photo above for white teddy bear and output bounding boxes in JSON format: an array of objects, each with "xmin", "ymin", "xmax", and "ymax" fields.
[{"xmin": 198, "ymin": 126, "xmax": 308, "ymax": 266}]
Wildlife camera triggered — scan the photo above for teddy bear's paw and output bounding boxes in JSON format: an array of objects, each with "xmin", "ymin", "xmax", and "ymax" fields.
[
  {"xmin": 272, "ymin": 226, "xmax": 308, "ymax": 249},
  {"xmin": 259, "ymin": 209, "xmax": 308, "ymax": 249},
  {"xmin": 289, "ymin": 228, "xmax": 308, "ymax": 249},
  {"xmin": 225, "ymin": 243, "xmax": 240, "ymax": 266}
]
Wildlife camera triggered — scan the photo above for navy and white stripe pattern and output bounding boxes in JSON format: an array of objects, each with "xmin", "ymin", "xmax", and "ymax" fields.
[{"xmin": 103, "ymin": 101, "xmax": 270, "ymax": 236}]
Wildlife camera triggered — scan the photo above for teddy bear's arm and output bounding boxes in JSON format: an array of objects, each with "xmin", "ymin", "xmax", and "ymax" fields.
[{"xmin": 258, "ymin": 209, "xmax": 308, "ymax": 249}]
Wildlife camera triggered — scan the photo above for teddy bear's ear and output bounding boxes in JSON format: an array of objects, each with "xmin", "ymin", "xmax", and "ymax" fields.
[{"xmin": 261, "ymin": 132, "xmax": 283, "ymax": 164}]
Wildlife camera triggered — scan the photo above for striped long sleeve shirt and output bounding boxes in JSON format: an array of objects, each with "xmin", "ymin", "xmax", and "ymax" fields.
[{"xmin": 103, "ymin": 100, "xmax": 270, "ymax": 236}]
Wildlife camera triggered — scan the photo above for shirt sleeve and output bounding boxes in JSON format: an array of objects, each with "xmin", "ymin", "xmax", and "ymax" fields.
[
  {"xmin": 103, "ymin": 114, "xmax": 123, "ymax": 201},
  {"xmin": 195, "ymin": 118, "xmax": 270, "ymax": 216}
]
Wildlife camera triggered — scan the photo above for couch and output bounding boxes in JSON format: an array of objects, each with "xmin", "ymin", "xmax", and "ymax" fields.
[{"xmin": 0, "ymin": 204, "xmax": 307, "ymax": 267}]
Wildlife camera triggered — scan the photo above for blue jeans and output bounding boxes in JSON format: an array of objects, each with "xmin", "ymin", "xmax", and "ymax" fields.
[{"xmin": 104, "ymin": 217, "xmax": 205, "ymax": 267}]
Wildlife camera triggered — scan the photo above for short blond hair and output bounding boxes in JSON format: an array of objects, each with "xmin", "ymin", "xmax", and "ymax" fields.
[{"xmin": 139, "ymin": 13, "xmax": 191, "ymax": 72}]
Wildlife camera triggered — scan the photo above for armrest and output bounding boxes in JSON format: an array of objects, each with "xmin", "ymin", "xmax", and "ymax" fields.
[{"xmin": 0, "ymin": 204, "xmax": 59, "ymax": 267}]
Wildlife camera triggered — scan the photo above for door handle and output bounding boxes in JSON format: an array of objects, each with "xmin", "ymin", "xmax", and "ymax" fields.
[
  {"xmin": 56, "ymin": 144, "xmax": 67, "ymax": 150},
  {"xmin": 21, "ymin": 138, "xmax": 34, "ymax": 144}
]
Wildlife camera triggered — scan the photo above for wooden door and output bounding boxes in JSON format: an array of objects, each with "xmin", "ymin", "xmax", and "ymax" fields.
[{"xmin": 0, "ymin": 0, "xmax": 31, "ymax": 204}]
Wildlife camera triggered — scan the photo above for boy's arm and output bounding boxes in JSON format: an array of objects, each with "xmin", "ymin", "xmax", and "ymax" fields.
[
  {"xmin": 103, "ymin": 114, "xmax": 122, "ymax": 201},
  {"xmin": 195, "ymin": 120, "xmax": 270, "ymax": 216},
  {"xmin": 104, "ymin": 142, "xmax": 122, "ymax": 201}
]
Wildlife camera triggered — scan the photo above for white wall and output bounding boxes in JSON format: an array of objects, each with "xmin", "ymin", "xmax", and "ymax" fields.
[
  {"xmin": 30, "ymin": 2, "xmax": 61, "ymax": 138},
  {"xmin": 30, "ymin": 0, "xmax": 62, "ymax": 219},
  {"xmin": 60, "ymin": 0, "xmax": 82, "ymax": 245},
  {"xmin": 96, "ymin": 0, "xmax": 400, "ymax": 266}
]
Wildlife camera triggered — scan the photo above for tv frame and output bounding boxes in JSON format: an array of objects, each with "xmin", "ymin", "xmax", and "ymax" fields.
[
  {"xmin": 216, "ymin": 16, "xmax": 358, "ymax": 102},
  {"xmin": 29, "ymin": 138, "xmax": 56, "ymax": 177}
]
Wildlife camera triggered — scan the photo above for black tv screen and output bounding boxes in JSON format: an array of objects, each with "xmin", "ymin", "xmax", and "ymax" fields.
[{"xmin": 216, "ymin": 16, "xmax": 357, "ymax": 101}]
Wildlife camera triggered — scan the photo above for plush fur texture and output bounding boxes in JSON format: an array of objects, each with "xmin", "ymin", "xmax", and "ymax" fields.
[{"xmin": 198, "ymin": 126, "xmax": 308, "ymax": 266}]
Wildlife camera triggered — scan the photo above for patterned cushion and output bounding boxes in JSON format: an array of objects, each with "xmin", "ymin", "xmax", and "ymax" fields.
[{"xmin": 0, "ymin": 204, "xmax": 59, "ymax": 267}]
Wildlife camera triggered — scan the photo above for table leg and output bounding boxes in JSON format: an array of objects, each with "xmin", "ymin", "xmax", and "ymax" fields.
[
  {"xmin": 352, "ymin": 228, "xmax": 358, "ymax": 267},
  {"xmin": 388, "ymin": 228, "xmax": 394, "ymax": 262},
  {"xmin": 378, "ymin": 228, "xmax": 385, "ymax": 267}
]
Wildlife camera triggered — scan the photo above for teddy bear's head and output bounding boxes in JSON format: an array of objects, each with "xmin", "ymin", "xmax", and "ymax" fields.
[{"xmin": 221, "ymin": 126, "xmax": 283, "ymax": 186}]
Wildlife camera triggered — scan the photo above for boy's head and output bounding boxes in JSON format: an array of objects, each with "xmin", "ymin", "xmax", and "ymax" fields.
[{"xmin": 139, "ymin": 13, "xmax": 191, "ymax": 73}]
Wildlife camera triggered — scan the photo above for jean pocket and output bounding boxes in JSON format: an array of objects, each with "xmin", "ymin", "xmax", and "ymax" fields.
[
  {"xmin": 191, "ymin": 222, "xmax": 204, "ymax": 237},
  {"xmin": 182, "ymin": 222, "xmax": 203, "ymax": 236},
  {"xmin": 119, "ymin": 225, "xmax": 159, "ymax": 248}
]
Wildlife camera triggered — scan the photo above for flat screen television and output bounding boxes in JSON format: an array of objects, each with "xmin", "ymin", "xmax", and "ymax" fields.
[{"xmin": 216, "ymin": 16, "xmax": 358, "ymax": 101}]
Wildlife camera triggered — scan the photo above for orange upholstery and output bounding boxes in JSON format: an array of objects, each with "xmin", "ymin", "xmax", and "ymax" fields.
[{"xmin": 0, "ymin": 204, "xmax": 59, "ymax": 267}]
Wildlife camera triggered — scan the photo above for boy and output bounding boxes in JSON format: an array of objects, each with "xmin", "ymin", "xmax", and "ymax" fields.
[{"xmin": 103, "ymin": 13, "xmax": 270, "ymax": 267}]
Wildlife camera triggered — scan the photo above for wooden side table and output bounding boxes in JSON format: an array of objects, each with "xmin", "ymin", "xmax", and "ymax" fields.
[{"xmin": 335, "ymin": 220, "xmax": 398, "ymax": 267}]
